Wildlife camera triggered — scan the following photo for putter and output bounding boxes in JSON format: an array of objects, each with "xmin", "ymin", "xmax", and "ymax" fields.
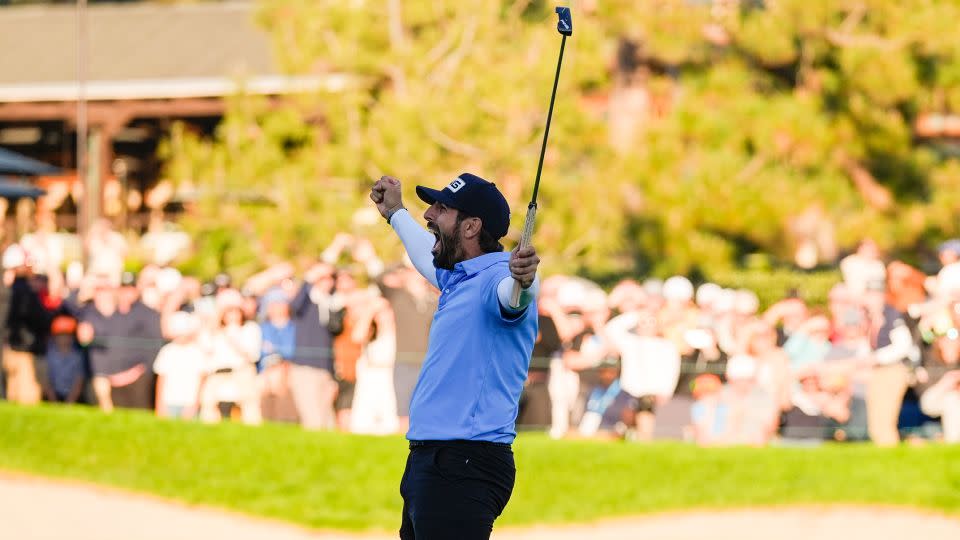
[{"xmin": 510, "ymin": 6, "xmax": 573, "ymax": 308}]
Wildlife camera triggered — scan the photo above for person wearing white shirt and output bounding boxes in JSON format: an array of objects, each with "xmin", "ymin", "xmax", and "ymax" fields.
[
  {"xmin": 350, "ymin": 296, "xmax": 399, "ymax": 435},
  {"xmin": 199, "ymin": 289, "xmax": 263, "ymax": 425},
  {"xmin": 603, "ymin": 309, "xmax": 681, "ymax": 440}
]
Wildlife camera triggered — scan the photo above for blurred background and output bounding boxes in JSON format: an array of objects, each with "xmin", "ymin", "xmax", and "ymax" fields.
[{"xmin": 3, "ymin": 0, "xmax": 960, "ymax": 514}]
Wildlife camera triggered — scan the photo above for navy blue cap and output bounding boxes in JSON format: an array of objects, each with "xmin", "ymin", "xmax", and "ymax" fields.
[{"xmin": 416, "ymin": 173, "xmax": 511, "ymax": 239}]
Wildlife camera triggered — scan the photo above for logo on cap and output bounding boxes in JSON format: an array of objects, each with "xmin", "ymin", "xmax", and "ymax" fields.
[{"xmin": 447, "ymin": 178, "xmax": 466, "ymax": 193}]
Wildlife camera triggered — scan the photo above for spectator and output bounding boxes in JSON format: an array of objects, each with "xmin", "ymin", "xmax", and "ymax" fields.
[
  {"xmin": 659, "ymin": 276, "xmax": 699, "ymax": 355},
  {"xmin": 576, "ymin": 359, "xmax": 632, "ymax": 440},
  {"xmin": 42, "ymin": 315, "xmax": 84, "ymax": 403},
  {"xmin": 258, "ymin": 287, "xmax": 297, "ymax": 422},
  {"xmin": 689, "ymin": 373, "xmax": 725, "ymax": 445},
  {"xmin": 288, "ymin": 262, "xmax": 340, "ymax": 430},
  {"xmin": 781, "ymin": 371, "xmax": 829, "ymax": 441},
  {"xmin": 608, "ymin": 279, "xmax": 647, "ymax": 315},
  {"xmin": 199, "ymin": 288, "xmax": 262, "ymax": 424},
  {"xmin": 378, "ymin": 262, "xmax": 437, "ymax": 433},
  {"xmin": 782, "ymin": 369, "xmax": 868, "ymax": 442},
  {"xmin": 819, "ymin": 373, "xmax": 868, "ymax": 442},
  {"xmin": 840, "ymin": 239, "xmax": 887, "ymax": 296},
  {"xmin": 331, "ymin": 269, "xmax": 366, "ymax": 430},
  {"xmin": 83, "ymin": 219, "xmax": 127, "ymax": 285},
  {"xmin": 711, "ymin": 355, "xmax": 778, "ymax": 446},
  {"xmin": 935, "ymin": 239, "xmax": 960, "ymax": 298},
  {"xmin": 2, "ymin": 244, "xmax": 50, "ymax": 404},
  {"xmin": 762, "ymin": 292, "xmax": 809, "ymax": 346},
  {"xmin": 153, "ymin": 311, "xmax": 205, "ymax": 419},
  {"xmin": 742, "ymin": 321, "xmax": 792, "ymax": 413},
  {"xmin": 863, "ymin": 279, "xmax": 918, "ymax": 446},
  {"xmin": 603, "ymin": 308, "xmax": 681, "ymax": 440},
  {"xmin": 887, "ymin": 261, "xmax": 928, "ymax": 316},
  {"xmin": 694, "ymin": 282, "xmax": 723, "ymax": 314},
  {"xmin": 917, "ymin": 316, "xmax": 960, "ymax": 442},
  {"xmin": 517, "ymin": 279, "xmax": 571, "ymax": 429},
  {"xmin": 350, "ymin": 296, "xmax": 398, "ymax": 434},
  {"xmin": 549, "ymin": 281, "xmax": 607, "ymax": 438},
  {"xmin": 784, "ymin": 315, "xmax": 833, "ymax": 375}
]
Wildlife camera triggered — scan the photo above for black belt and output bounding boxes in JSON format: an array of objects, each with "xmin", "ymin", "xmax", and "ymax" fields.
[{"xmin": 409, "ymin": 439, "xmax": 512, "ymax": 450}]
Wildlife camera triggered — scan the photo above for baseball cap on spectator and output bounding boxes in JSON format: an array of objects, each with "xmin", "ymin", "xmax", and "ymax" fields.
[
  {"xmin": 714, "ymin": 288, "xmax": 737, "ymax": 313},
  {"xmin": 216, "ymin": 288, "xmax": 244, "ymax": 314},
  {"xmin": 156, "ymin": 267, "xmax": 183, "ymax": 294},
  {"xmin": 691, "ymin": 373, "xmax": 722, "ymax": 399},
  {"xmin": 2, "ymin": 244, "xmax": 28, "ymax": 269},
  {"xmin": 415, "ymin": 173, "xmax": 511, "ymax": 239},
  {"xmin": 640, "ymin": 278, "xmax": 662, "ymax": 298},
  {"xmin": 50, "ymin": 315, "xmax": 77, "ymax": 336},
  {"xmin": 663, "ymin": 276, "xmax": 694, "ymax": 302},
  {"xmin": 262, "ymin": 287, "xmax": 289, "ymax": 307},
  {"xmin": 214, "ymin": 272, "xmax": 232, "ymax": 289},
  {"xmin": 696, "ymin": 282, "xmax": 722, "ymax": 308},
  {"xmin": 938, "ymin": 239, "xmax": 960, "ymax": 257},
  {"xmin": 726, "ymin": 354, "xmax": 757, "ymax": 380},
  {"xmin": 734, "ymin": 289, "xmax": 760, "ymax": 315},
  {"xmin": 200, "ymin": 282, "xmax": 217, "ymax": 297}
]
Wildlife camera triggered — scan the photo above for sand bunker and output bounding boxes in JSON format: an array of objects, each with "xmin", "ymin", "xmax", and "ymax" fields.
[{"xmin": 2, "ymin": 474, "xmax": 958, "ymax": 540}]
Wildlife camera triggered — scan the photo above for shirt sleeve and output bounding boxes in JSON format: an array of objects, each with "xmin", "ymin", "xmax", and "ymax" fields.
[
  {"xmin": 654, "ymin": 342, "xmax": 682, "ymax": 397},
  {"xmin": 153, "ymin": 347, "xmax": 169, "ymax": 374},
  {"xmin": 389, "ymin": 209, "xmax": 439, "ymax": 289},
  {"xmin": 239, "ymin": 323, "xmax": 263, "ymax": 363},
  {"xmin": 604, "ymin": 312, "xmax": 641, "ymax": 351},
  {"xmin": 496, "ymin": 275, "xmax": 540, "ymax": 314},
  {"xmin": 874, "ymin": 321, "xmax": 915, "ymax": 365}
]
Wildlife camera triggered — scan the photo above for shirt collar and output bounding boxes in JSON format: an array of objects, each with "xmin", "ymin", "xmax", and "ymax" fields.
[{"xmin": 454, "ymin": 251, "xmax": 509, "ymax": 277}]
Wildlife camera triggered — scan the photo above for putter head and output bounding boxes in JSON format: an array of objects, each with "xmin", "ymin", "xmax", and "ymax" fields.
[{"xmin": 555, "ymin": 6, "xmax": 573, "ymax": 36}]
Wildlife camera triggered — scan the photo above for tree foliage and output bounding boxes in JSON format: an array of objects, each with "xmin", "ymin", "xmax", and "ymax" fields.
[{"xmin": 164, "ymin": 0, "xmax": 960, "ymax": 281}]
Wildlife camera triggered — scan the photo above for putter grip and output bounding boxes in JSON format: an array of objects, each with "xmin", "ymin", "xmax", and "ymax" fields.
[{"xmin": 510, "ymin": 204, "xmax": 537, "ymax": 308}]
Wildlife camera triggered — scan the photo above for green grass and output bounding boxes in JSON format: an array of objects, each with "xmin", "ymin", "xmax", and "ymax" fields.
[{"xmin": 2, "ymin": 403, "xmax": 960, "ymax": 531}]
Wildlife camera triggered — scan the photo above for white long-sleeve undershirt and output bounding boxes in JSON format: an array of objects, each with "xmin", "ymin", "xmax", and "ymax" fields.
[{"xmin": 388, "ymin": 208, "xmax": 538, "ymax": 312}]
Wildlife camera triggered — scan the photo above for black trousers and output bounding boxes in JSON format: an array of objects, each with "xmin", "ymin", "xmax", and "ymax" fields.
[{"xmin": 399, "ymin": 440, "xmax": 516, "ymax": 540}]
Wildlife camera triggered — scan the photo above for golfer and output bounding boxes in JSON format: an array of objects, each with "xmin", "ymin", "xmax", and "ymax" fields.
[{"xmin": 370, "ymin": 172, "xmax": 540, "ymax": 540}]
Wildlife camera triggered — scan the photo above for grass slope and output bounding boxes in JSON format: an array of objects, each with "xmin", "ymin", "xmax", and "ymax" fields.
[{"xmin": 2, "ymin": 403, "xmax": 960, "ymax": 531}]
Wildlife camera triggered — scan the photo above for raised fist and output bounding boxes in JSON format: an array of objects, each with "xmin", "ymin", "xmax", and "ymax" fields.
[{"xmin": 370, "ymin": 175, "xmax": 405, "ymax": 221}]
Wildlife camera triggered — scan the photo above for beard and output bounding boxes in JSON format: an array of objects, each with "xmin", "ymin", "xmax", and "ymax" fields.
[{"xmin": 429, "ymin": 223, "xmax": 465, "ymax": 271}]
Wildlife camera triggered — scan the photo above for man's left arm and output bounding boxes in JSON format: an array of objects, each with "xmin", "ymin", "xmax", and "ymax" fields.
[{"xmin": 497, "ymin": 245, "xmax": 541, "ymax": 315}]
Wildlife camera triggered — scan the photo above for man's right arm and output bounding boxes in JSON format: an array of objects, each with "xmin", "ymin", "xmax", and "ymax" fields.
[
  {"xmin": 389, "ymin": 209, "xmax": 439, "ymax": 289},
  {"xmin": 371, "ymin": 175, "xmax": 439, "ymax": 289}
]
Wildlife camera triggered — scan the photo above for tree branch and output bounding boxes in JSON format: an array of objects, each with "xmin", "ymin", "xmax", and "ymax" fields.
[{"xmin": 424, "ymin": 122, "xmax": 485, "ymax": 158}]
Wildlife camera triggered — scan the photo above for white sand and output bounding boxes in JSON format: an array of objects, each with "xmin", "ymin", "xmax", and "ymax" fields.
[{"xmin": 2, "ymin": 474, "xmax": 958, "ymax": 540}]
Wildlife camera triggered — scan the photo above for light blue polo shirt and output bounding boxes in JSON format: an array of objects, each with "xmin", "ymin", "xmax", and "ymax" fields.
[{"xmin": 407, "ymin": 251, "xmax": 538, "ymax": 444}]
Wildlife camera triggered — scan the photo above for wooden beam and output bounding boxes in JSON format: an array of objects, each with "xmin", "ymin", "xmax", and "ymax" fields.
[{"xmin": 0, "ymin": 98, "xmax": 227, "ymax": 123}]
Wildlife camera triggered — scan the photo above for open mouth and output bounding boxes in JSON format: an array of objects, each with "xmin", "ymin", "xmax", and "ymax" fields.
[{"xmin": 428, "ymin": 225, "xmax": 442, "ymax": 255}]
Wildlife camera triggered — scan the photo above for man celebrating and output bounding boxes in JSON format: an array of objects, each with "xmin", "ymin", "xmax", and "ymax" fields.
[{"xmin": 370, "ymin": 173, "xmax": 540, "ymax": 540}]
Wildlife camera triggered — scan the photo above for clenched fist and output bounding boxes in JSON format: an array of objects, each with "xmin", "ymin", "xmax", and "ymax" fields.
[{"xmin": 370, "ymin": 175, "xmax": 405, "ymax": 222}]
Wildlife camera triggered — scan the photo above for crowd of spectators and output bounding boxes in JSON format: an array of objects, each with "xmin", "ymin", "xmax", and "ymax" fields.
[
  {"xmin": 523, "ymin": 238, "xmax": 960, "ymax": 446},
  {"xmin": 2, "ymin": 226, "xmax": 960, "ymax": 447}
]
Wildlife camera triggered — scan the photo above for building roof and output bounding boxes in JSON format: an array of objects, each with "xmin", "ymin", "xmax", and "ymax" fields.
[{"xmin": 0, "ymin": 1, "xmax": 339, "ymax": 102}]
